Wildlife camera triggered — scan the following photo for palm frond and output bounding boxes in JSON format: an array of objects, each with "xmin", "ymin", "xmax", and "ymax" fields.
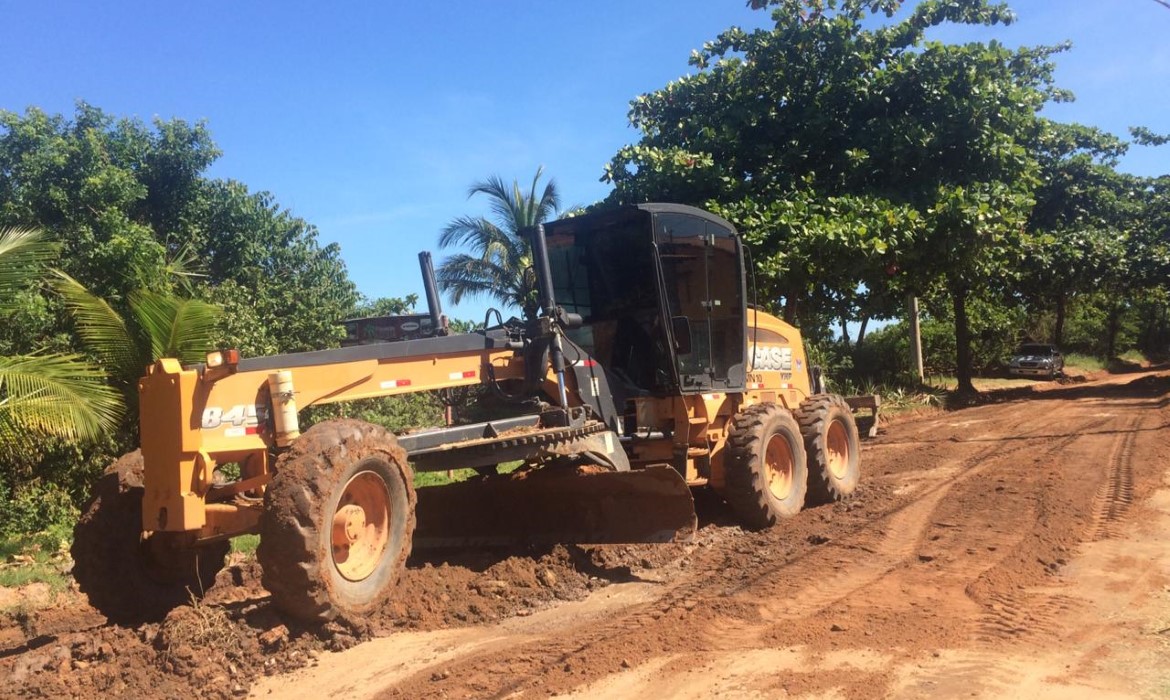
[
  {"xmin": 51, "ymin": 271, "xmax": 142, "ymax": 380},
  {"xmin": 440, "ymin": 168, "xmax": 560, "ymax": 320},
  {"xmin": 0, "ymin": 352, "xmax": 123, "ymax": 441},
  {"xmin": 162, "ymin": 240, "xmax": 209, "ymax": 294},
  {"xmin": 470, "ymin": 174, "xmax": 527, "ymax": 235},
  {"xmin": 167, "ymin": 298, "xmax": 224, "ymax": 364},
  {"xmin": 130, "ymin": 291, "xmax": 223, "ymax": 365},
  {"xmin": 535, "ymin": 177, "xmax": 561, "ymax": 223},
  {"xmin": 437, "ymin": 254, "xmax": 518, "ymax": 307},
  {"xmin": 440, "ymin": 216, "xmax": 508, "ymax": 251},
  {"xmin": 0, "ymin": 227, "xmax": 59, "ymax": 313}
]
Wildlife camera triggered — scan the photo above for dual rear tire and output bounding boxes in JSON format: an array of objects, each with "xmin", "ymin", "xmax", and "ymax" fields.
[
  {"xmin": 723, "ymin": 395, "xmax": 860, "ymax": 529},
  {"xmin": 796, "ymin": 394, "xmax": 861, "ymax": 505}
]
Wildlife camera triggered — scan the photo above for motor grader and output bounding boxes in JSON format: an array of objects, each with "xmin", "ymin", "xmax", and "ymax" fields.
[{"xmin": 72, "ymin": 203, "xmax": 861, "ymax": 623}]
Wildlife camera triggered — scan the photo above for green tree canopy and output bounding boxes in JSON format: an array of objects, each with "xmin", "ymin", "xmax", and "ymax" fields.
[
  {"xmin": 603, "ymin": 0, "xmax": 1068, "ymax": 392},
  {"xmin": 0, "ymin": 104, "xmax": 357, "ymax": 358}
]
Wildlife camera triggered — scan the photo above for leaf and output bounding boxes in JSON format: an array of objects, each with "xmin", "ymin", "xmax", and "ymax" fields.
[
  {"xmin": 51, "ymin": 270, "xmax": 141, "ymax": 381},
  {"xmin": 0, "ymin": 227, "xmax": 59, "ymax": 314},
  {"xmin": 0, "ymin": 352, "xmax": 123, "ymax": 442}
]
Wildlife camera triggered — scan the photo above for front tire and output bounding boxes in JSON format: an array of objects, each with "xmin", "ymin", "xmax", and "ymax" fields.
[
  {"xmin": 797, "ymin": 395, "xmax": 861, "ymax": 504},
  {"xmin": 72, "ymin": 451, "xmax": 228, "ymax": 622},
  {"xmin": 724, "ymin": 403, "xmax": 808, "ymax": 529},
  {"xmin": 257, "ymin": 419, "xmax": 416, "ymax": 624}
]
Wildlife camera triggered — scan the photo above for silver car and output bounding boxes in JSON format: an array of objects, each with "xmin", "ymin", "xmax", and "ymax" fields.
[{"xmin": 1008, "ymin": 343, "xmax": 1064, "ymax": 379}]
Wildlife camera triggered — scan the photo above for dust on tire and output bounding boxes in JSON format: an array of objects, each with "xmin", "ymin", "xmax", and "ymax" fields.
[
  {"xmin": 723, "ymin": 402, "xmax": 809, "ymax": 529},
  {"xmin": 257, "ymin": 419, "xmax": 416, "ymax": 624},
  {"xmin": 797, "ymin": 394, "xmax": 861, "ymax": 504}
]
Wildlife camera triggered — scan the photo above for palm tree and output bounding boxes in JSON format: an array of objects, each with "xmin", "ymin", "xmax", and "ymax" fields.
[
  {"xmin": 0, "ymin": 228, "xmax": 122, "ymax": 444},
  {"xmin": 436, "ymin": 167, "xmax": 561, "ymax": 320},
  {"xmin": 53, "ymin": 271, "xmax": 222, "ymax": 408}
]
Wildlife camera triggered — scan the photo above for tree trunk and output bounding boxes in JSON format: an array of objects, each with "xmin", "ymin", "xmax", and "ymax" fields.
[
  {"xmin": 1053, "ymin": 292, "xmax": 1066, "ymax": 346},
  {"xmin": 840, "ymin": 318, "xmax": 851, "ymax": 347},
  {"xmin": 856, "ymin": 315, "xmax": 870, "ymax": 347},
  {"xmin": 1106, "ymin": 302, "xmax": 1121, "ymax": 359},
  {"xmin": 953, "ymin": 287, "xmax": 976, "ymax": 394},
  {"xmin": 783, "ymin": 294, "xmax": 799, "ymax": 325}
]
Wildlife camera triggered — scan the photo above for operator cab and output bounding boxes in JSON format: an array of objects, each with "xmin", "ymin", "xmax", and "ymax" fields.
[{"xmin": 543, "ymin": 204, "xmax": 747, "ymax": 397}]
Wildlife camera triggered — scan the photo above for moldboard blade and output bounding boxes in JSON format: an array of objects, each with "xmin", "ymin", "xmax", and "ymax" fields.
[{"xmin": 412, "ymin": 465, "xmax": 697, "ymax": 549}]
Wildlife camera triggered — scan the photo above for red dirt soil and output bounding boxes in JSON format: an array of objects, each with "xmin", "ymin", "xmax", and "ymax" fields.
[{"xmin": 2, "ymin": 369, "xmax": 1169, "ymax": 699}]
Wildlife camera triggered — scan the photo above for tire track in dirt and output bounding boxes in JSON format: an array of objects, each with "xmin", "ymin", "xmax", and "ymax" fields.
[
  {"xmin": 378, "ymin": 412, "xmax": 1102, "ymax": 699},
  {"xmin": 744, "ymin": 414, "xmax": 1113, "ymax": 656},
  {"xmin": 968, "ymin": 414, "xmax": 1141, "ymax": 647},
  {"xmin": 356, "ymin": 379, "xmax": 1170, "ymax": 700},
  {"xmin": 974, "ymin": 592, "xmax": 1083, "ymax": 642},
  {"xmin": 762, "ymin": 415, "xmax": 1108, "ymax": 618},
  {"xmin": 896, "ymin": 387, "xmax": 1169, "ymax": 698},
  {"xmin": 1086, "ymin": 416, "xmax": 1140, "ymax": 541}
]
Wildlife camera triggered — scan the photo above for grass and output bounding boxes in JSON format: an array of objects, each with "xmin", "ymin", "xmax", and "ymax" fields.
[
  {"xmin": 0, "ymin": 532, "xmax": 72, "ymax": 595},
  {"xmin": 925, "ymin": 376, "xmax": 1036, "ymax": 392},
  {"xmin": 413, "ymin": 460, "xmax": 522, "ymax": 488},
  {"xmin": 0, "ymin": 561, "xmax": 70, "ymax": 593},
  {"xmin": 230, "ymin": 533, "xmax": 260, "ymax": 556},
  {"xmin": 1118, "ymin": 349, "xmax": 1148, "ymax": 363},
  {"xmin": 1064, "ymin": 353, "xmax": 1106, "ymax": 372}
]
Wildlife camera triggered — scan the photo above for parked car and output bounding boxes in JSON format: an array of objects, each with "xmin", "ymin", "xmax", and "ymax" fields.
[{"xmin": 1008, "ymin": 343, "xmax": 1064, "ymax": 379}]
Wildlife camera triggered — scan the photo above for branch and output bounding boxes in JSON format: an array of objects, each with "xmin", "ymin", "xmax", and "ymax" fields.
[{"xmin": 1154, "ymin": 0, "xmax": 1170, "ymax": 9}]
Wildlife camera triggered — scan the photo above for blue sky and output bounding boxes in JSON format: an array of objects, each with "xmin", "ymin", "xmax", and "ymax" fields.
[{"xmin": 4, "ymin": 1, "xmax": 1168, "ymax": 324}]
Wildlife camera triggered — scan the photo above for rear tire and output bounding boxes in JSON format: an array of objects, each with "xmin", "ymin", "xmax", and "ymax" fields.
[
  {"xmin": 797, "ymin": 395, "xmax": 861, "ymax": 504},
  {"xmin": 72, "ymin": 451, "xmax": 228, "ymax": 622},
  {"xmin": 258, "ymin": 419, "xmax": 416, "ymax": 624},
  {"xmin": 724, "ymin": 403, "xmax": 808, "ymax": 529}
]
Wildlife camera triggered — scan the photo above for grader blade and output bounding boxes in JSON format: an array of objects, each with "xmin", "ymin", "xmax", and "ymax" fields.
[{"xmin": 412, "ymin": 465, "xmax": 697, "ymax": 549}]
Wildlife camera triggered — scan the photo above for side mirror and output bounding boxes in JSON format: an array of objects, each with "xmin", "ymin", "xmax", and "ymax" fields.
[{"xmin": 671, "ymin": 315, "xmax": 692, "ymax": 355}]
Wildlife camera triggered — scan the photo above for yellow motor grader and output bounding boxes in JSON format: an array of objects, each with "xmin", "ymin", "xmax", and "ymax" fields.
[{"xmin": 72, "ymin": 203, "xmax": 861, "ymax": 623}]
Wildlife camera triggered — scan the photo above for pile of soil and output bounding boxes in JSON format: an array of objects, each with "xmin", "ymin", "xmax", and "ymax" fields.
[{"xmin": 0, "ymin": 536, "xmax": 694, "ymax": 699}]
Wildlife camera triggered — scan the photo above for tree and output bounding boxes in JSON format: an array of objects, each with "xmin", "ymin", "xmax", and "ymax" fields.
[
  {"xmin": 0, "ymin": 104, "xmax": 358, "ymax": 534},
  {"xmin": 0, "ymin": 228, "xmax": 121, "ymax": 447},
  {"xmin": 603, "ymin": 0, "xmax": 1061, "ymax": 392},
  {"xmin": 1019, "ymin": 122, "xmax": 1139, "ymax": 346},
  {"xmin": 0, "ymin": 104, "xmax": 357, "ymax": 359},
  {"xmin": 53, "ymin": 272, "xmax": 221, "ymax": 417},
  {"xmin": 351, "ymin": 294, "xmax": 419, "ymax": 318},
  {"xmin": 436, "ymin": 167, "xmax": 560, "ymax": 320},
  {"xmin": 186, "ymin": 181, "xmax": 357, "ymax": 354}
]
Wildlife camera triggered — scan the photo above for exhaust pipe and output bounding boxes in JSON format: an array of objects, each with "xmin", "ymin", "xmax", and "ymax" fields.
[{"xmin": 418, "ymin": 251, "xmax": 447, "ymax": 336}]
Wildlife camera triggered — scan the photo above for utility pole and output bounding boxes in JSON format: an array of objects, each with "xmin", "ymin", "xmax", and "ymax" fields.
[{"xmin": 909, "ymin": 295, "xmax": 924, "ymax": 383}]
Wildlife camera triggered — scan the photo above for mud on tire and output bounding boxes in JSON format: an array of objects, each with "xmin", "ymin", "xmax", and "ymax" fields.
[
  {"xmin": 71, "ymin": 451, "xmax": 228, "ymax": 623},
  {"xmin": 797, "ymin": 394, "xmax": 861, "ymax": 504},
  {"xmin": 724, "ymin": 403, "xmax": 808, "ymax": 529},
  {"xmin": 257, "ymin": 419, "xmax": 416, "ymax": 624}
]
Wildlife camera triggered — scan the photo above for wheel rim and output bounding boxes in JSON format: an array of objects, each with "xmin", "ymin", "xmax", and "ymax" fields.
[
  {"xmin": 826, "ymin": 419, "xmax": 850, "ymax": 479},
  {"xmin": 332, "ymin": 470, "xmax": 391, "ymax": 582},
  {"xmin": 764, "ymin": 433, "xmax": 794, "ymax": 500}
]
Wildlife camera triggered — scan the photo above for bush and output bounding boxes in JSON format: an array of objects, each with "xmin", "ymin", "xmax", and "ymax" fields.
[
  {"xmin": 301, "ymin": 393, "xmax": 445, "ymax": 434},
  {"xmin": 0, "ymin": 477, "xmax": 79, "ymax": 543},
  {"xmin": 0, "ymin": 436, "xmax": 118, "ymax": 540}
]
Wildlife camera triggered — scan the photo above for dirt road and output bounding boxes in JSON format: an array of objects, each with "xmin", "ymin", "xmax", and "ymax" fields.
[{"xmin": 3, "ymin": 370, "xmax": 1169, "ymax": 699}]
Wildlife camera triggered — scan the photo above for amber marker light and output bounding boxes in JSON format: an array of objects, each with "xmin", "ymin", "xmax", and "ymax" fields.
[{"xmin": 205, "ymin": 349, "xmax": 240, "ymax": 368}]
